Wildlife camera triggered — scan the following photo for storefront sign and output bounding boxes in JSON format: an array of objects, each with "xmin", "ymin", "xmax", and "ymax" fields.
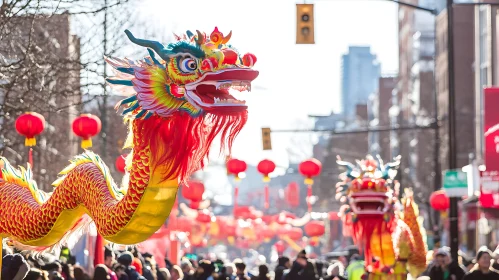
[{"xmin": 480, "ymin": 87, "xmax": 499, "ymax": 207}]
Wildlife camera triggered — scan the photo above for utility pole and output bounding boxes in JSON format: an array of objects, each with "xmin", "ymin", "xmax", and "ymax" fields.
[
  {"xmin": 446, "ymin": 0, "xmax": 459, "ymax": 263},
  {"xmin": 100, "ymin": 0, "xmax": 108, "ymax": 159}
]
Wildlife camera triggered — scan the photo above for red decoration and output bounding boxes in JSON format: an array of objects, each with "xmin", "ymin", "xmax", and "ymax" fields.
[
  {"xmin": 227, "ymin": 158, "xmax": 247, "ymax": 176},
  {"xmin": 189, "ymin": 201, "xmax": 200, "ymax": 209},
  {"xmin": 305, "ymin": 221, "xmax": 325, "ymax": 237},
  {"xmin": 15, "ymin": 112, "xmax": 45, "ymax": 147},
  {"xmin": 257, "ymin": 159, "xmax": 276, "ymax": 181},
  {"xmin": 286, "ymin": 182, "xmax": 300, "ymax": 207},
  {"xmin": 328, "ymin": 211, "xmax": 340, "ymax": 221},
  {"xmin": 299, "ymin": 158, "xmax": 322, "ymax": 184},
  {"xmin": 182, "ymin": 181, "xmax": 205, "ymax": 202},
  {"xmin": 481, "ymin": 87, "xmax": 499, "ymax": 208},
  {"xmin": 261, "ymin": 215, "xmax": 274, "ymax": 224},
  {"xmin": 274, "ymin": 241, "xmax": 286, "ymax": 253},
  {"xmin": 261, "ymin": 226, "xmax": 275, "ymax": 241},
  {"xmin": 173, "ymin": 217, "xmax": 193, "ymax": 232},
  {"xmin": 429, "ymin": 190, "xmax": 450, "ymax": 211},
  {"xmin": 72, "ymin": 114, "xmax": 102, "ymax": 149},
  {"xmin": 286, "ymin": 227, "xmax": 303, "ymax": 241},
  {"xmin": 196, "ymin": 211, "xmax": 212, "ymax": 223},
  {"xmin": 115, "ymin": 154, "xmax": 127, "ymax": 173}
]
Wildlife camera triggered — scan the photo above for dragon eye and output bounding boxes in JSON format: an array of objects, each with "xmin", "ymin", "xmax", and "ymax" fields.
[{"xmin": 179, "ymin": 57, "xmax": 198, "ymax": 73}]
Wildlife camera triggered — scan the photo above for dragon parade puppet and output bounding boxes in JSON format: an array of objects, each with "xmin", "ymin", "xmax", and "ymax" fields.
[
  {"xmin": 0, "ymin": 27, "xmax": 258, "ymax": 252},
  {"xmin": 336, "ymin": 155, "xmax": 427, "ymax": 280}
]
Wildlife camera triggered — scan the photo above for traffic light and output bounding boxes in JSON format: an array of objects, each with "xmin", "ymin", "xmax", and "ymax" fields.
[
  {"xmin": 262, "ymin": 127, "xmax": 272, "ymax": 150},
  {"xmin": 296, "ymin": 4, "xmax": 315, "ymax": 44}
]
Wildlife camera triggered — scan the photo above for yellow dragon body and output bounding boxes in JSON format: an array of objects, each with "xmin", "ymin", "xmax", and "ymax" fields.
[{"xmin": 0, "ymin": 27, "xmax": 258, "ymax": 251}]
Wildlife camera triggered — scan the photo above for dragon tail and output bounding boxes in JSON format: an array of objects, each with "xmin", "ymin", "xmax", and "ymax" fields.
[
  {"xmin": 402, "ymin": 190, "xmax": 427, "ymax": 277},
  {"xmin": 8, "ymin": 215, "xmax": 93, "ymax": 256}
]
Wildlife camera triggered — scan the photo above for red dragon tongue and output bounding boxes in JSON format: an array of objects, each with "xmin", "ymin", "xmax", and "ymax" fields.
[{"xmin": 194, "ymin": 84, "xmax": 237, "ymax": 104}]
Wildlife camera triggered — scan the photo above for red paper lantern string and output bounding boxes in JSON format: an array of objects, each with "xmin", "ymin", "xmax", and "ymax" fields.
[
  {"xmin": 257, "ymin": 159, "xmax": 276, "ymax": 209},
  {"xmin": 226, "ymin": 158, "xmax": 246, "ymax": 217},
  {"xmin": 299, "ymin": 158, "xmax": 322, "ymax": 213}
]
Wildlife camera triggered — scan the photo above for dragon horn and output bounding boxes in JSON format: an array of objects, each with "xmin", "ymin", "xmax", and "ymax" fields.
[
  {"xmin": 221, "ymin": 30, "xmax": 232, "ymax": 44},
  {"xmin": 124, "ymin": 30, "xmax": 171, "ymax": 61},
  {"xmin": 195, "ymin": 30, "xmax": 205, "ymax": 45}
]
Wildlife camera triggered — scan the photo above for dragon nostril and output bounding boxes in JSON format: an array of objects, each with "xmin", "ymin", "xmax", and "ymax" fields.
[
  {"xmin": 201, "ymin": 57, "xmax": 217, "ymax": 71},
  {"xmin": 242, "ymin": 53, "xmax": 257, "ymax": 67},
  {"xmin": 222, "ymin": 49, "xmax": 238, "ymax": 65}
]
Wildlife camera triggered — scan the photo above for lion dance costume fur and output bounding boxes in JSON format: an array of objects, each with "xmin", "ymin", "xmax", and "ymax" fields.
[
  {"xmin": 336, "ymin": 155, "xmax": 427, "ymax": 280},
  {"xmin": 0, "ymin": 28, "xmax": 258, "ymax": 253}
]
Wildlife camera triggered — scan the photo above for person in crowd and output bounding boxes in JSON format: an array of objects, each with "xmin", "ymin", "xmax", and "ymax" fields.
[
  {"xmin": 94, "ymin": 264, "xmax": 111, "ymax": 280},
  {"xmin": 157, "ymin": 268, "xmax": 171, "ymax": 280},
  {"xmin": 274, "ymin": 257, "xmax": 290, "ymax": 280},
  {"xmin": 346, "ymin": 254, "xmax": 364, "ymax": 280},
  {"xmin": 24, "ymin": 268, "xmax": 49, "ymax": 280},
  {"xmin": 117, "ymin": 251, "xmax": 146, "ymax": 280},
  {"xmin": 195, "ymin": 260, "xmax": 215, "ymax": 280},
  {"xmin": 170, "ymin": 265, "xmax": 184, "ymax": 280},
  {"xmin": 233, "ymin": 260, "xmax": 250, "ymax": 280},
  {"xmin": 113, "ymin": 264, "xmax": 129, "ymax": 280},
  {"xmin": 428, "ymin": 248, "xmax": 466, "ymax": 280},
  {"xmin": 325, "ymin": 261, "xmax": 347, "ymax": 280},
  {"xmin": 105, "ymin": 247, "xmax": 116, "ymax": 269},
  {"xmin": 2, "ymin": 253, "xmax": 30, "ymax": 280},
  {"xmin": 180, "ymin": 260, "xmax": 195, "ymax": 280},
  {"xmin": 282, "ymin": 254, "xmax": 311, "ymax": 280},
  {"xmin": 463, "ymin": 247, "xmax": 499, "ymax": 280},
  {"xmin": 250, "ymin": 265, "xmax": 270, "ymax": 280},
  {"xmin": 73, "ymin": 265, "xmax": 91, "ymax": 280},
  {"xmin": 49, "ymin": 271, "xmax": 65, "ymax": 280}
]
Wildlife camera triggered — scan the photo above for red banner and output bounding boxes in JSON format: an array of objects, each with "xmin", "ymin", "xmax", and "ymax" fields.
[{"xmin": 481, "ymin": 87, "xmax": 499, "ymax": 207}]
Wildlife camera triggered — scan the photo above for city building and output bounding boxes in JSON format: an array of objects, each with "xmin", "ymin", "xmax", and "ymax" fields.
[
  {"xmin": 341, "ymin": 46, "xmax": 381, "ymax": 119},
  {"xmin": 0, "ymin": 13, "xmax": 81, "ymax": 191},
  {"xmin": 368, "ymin": 76, "xmax": 397, "ymax": 160}
]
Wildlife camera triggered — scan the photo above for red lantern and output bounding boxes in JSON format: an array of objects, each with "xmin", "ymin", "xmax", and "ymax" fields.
[
  {"xmin": 261, "ymin": 215, "xmax": 275, "ymax": 224},
  {"xmin": 305, "ymin": 221, "xmax": 325, "ymax": 237},
  {"xmin": 257, "ymin": 159, "xmax": 276, "ymax": 182},
  {"xmin": 286, "ymin": 227, "xmax": 303, "ymax": 241},
  {"xmin": 286, "ymin": 182, "xmax": 300, "ymax": 207},
  {"xmin": 182, "ymin": 181, "xmax": 205, "ymax": 202},
  {"xmin": 226, "ymin": 158, "xmax": 247, "ymax": 179},
  {"xmin": 196, "ymin": 211, "xmax": 212, "ymax": 224},
  {"xmin": 226, "ymin": 224, "xmax": 237, "ymax": 237},
  {"xmin": 299, "ymin": 158, "xmax": 322, "ymax": 184},
  {"xmin": 189, "ymin": 201, "xmax": 200, "ymax": 209},
  {"xmin": 115, "ymin": 154, "xmax": 127, "ymax": 173},
  {"xmin": 274, "ymin": 241, "xmax": 286, "ymax": 253},
  {"xmin": 430, "ymin": 190, "xmax": 450, "ymax": 211},
  {"xmin": 15, "ymin": 112, "xmax": 45, "ymax": 146},
  {"xmin": 72, "ymin": 114, "xmax": 102, "ymax": 149}
]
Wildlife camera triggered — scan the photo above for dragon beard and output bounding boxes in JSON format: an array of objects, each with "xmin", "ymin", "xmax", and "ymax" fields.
[
  {"xmin": 351, "ymin": 215, "xmax": 397, "ymax": 267},
  {"xmin": 137, "ymin": 111, "xmax": 248, "ymax": 183}
]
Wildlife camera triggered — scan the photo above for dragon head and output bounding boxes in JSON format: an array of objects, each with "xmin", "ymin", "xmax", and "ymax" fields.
[
  {"xmin": 336, "ymin": 155, "xmax": 401, "ymax": 217},
  {"xmin": 105, "ymin": 28, "xmax": 259, "ymax": 182},
  {"xmin": 107, "ymin": 27, "xmax": 258, "ymax": 117}
]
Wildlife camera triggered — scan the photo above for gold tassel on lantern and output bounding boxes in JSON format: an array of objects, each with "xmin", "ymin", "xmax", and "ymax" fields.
[
  {"xmin": 25, "ymin": 137, "xmax": 36, "ymax": 147},
  {"xmin": 263, "ymin": 175, "xmax": 270, "ymax": 183},
  {"xmin": 304, "ymin": 177, "xmax": 314, "ymax": 185},
  {"xmin": 81, "ymin": 138, "xmax": 92, "ymax": 149}
]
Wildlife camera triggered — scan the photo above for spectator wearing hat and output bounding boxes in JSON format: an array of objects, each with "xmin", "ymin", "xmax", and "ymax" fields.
[
  {"xmin": 117, "ymin": 252, "xmax": 145, "ymax": 280},
  {"xmin": 428, "ymin": 248, "xmax": 465, "ymax": 280},
  {"xmin": 463, "ymin": 247, "xmax": 499, "ymax": 280}
]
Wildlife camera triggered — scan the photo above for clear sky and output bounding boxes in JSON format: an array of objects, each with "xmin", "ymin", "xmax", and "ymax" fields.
[{"xmin": 136, "ymin": 0, "xmax": 399, "ymax": 168}]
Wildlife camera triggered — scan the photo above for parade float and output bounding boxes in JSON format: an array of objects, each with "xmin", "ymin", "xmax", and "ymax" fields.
[
  {"xmin": 336, "ymin": 155, "xmax": 427, "ymax": 280},
  {"xmin": 0, "ymin": 27, "xmax": 259, "ymax": 256}
]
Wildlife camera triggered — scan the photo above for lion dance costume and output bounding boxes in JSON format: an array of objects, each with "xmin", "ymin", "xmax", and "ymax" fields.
[
  {"xmin": 0, "ymin": 28, "xmax": 258, "ymax": 255},
  {"xmin": 336, "ymin": 156, "xmax": 427, "ymax": 280}
]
